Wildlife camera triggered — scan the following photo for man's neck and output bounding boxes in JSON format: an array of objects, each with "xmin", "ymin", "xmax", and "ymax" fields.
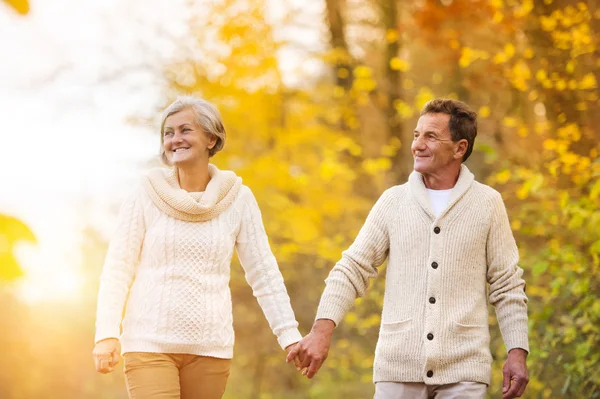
[{"xmin": 422, "ymin": 165, "xmax": 461, "ymax": 190}]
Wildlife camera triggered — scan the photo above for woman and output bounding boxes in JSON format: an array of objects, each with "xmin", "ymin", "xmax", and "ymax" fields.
[{"xmin": 93, "ymin": 96, "xmax": 302, "ymax": 399}]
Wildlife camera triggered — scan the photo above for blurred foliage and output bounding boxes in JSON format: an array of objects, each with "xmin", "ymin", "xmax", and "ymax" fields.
[
  {"xmin": 1, "ymin": 0, "xmax": 599, "ymax": 398},
  {"xmin": 2, "ymin": 0, "xmax": 29, "ymax": 15},
  {"xmin": 0, "ymin": 214, "xmax": 35, "ymax": 281}
]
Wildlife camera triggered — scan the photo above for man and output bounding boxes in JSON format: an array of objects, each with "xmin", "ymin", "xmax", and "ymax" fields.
[{"xmin": 287, "ymin": 99, "xmax": 529, "ymax": 399}]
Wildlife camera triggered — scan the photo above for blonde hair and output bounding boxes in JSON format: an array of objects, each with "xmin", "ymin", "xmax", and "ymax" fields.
[{"xmin": 159, "ymin": 96, "xmax": 226, "ymax": 164}]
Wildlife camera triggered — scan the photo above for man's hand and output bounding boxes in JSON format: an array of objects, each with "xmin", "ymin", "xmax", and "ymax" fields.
[
  {"xmin": 286, "ymin": 319, "xmax": 335, "ymax": 379},
  {"xmin": 502, "ymin": 348, "xmax": 529, "ymax": 399},
  {"xmin": 92, "ymin": 338, "xmax": 121, "ymax": 374}
]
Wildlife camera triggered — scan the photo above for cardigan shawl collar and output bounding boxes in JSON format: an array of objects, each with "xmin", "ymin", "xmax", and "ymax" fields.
[
  {"xmin": 408, "ymin": 164, "xmax": 475, "ymax": 221},
  {"xmin": 141, "ymin": 164, "xmax": 242, "ymax": 222}
]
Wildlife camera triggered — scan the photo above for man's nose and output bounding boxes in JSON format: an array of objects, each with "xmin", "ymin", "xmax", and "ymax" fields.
[{"xmin": 412, "ymin": 135, "xmax": 426, "ymax": 150}]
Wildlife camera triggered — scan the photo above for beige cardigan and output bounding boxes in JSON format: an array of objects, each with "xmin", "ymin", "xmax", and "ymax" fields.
[{"xmin": 316, "ymin": 165, "xmax": 529, "ymax": 385}]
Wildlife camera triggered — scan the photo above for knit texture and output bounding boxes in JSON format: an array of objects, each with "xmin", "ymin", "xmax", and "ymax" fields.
[
  {"xmin": 95, "ymin": 165, "xmax": 302, "ymax": 358},
  {"xmin": 142, "ymin": 164, "xmax": 242, "ymax": 222},
  {"xmin": 316, "ymin": 165, "xmax": 529, "ymax": 385}
]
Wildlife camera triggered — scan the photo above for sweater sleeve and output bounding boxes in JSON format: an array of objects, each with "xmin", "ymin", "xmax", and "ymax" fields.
[
  {"xmin": 315, "ymin": 189, "xmax": 393, "ymax": 326},
  {"xmin": 235, "ymin": 187, "xmax": 302, "ymax": 350},
  {"xmin": 486, "ymin": 192, "xmax": 529, "ymax": 353},
  {"xmin": 95, "ymin": 185, "xmax": 146, "ymax": 343}
]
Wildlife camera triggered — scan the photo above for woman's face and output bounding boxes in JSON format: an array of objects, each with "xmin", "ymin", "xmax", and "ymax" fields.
[{"xmin": 163, "ymin": 108, "xmax": 216, "ymax": 167}]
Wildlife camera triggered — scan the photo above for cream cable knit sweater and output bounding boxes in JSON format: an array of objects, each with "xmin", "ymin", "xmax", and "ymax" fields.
[
  {"xmin": 95, "ymin": 165, "xmax": 302, "ymax": 358},
  {"xmin": 316, "ymin": 165, "xmax": 529, "ymax": 385}
]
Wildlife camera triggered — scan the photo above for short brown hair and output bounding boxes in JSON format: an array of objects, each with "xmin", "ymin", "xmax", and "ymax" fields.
[{"xmin": 421, "ymin": 98, "xmax": 477, "ymax": 162}]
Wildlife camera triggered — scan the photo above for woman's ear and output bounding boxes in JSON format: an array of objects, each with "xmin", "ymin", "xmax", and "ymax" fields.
[{"xmin": 207, "ymin": 135, "xmax": 217, "ymax": 150}]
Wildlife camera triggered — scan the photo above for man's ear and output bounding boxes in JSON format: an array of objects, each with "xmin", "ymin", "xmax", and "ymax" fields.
[{"xmin": 454, "ymin": 139, "xmax": 468, "ymax": 160}]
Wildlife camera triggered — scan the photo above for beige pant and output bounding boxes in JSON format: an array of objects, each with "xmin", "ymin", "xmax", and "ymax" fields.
[
  {"xmin": 123, "ymin": 352, "xmax": 231, "ymax": 399},
  {"xmin": 374, "ymin": 381, "xmax": 487, "ymax": 399}
]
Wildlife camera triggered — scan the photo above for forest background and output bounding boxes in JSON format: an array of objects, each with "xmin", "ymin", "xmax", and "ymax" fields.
[{"xmin": 1, "ymin": 0, "xmax": 598, "ymax": 397}]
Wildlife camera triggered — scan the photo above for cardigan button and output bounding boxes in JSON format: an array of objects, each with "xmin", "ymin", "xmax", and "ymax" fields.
[
  {"xmin": 429, "ymin": 297, "xmax": 436, "ymax": 304},
  {"xmin": 434, "ymin": 226, "xmax": 441, "ymax": 234},
  {"xmin": 427, "ymin": 333, "xmax": 434, "ymax": 341},
  {"xmin": 427, "ymin": 370, "xmax": 434, "ymax": 378},
  {"xmin": 431, "ymin": 262, "xmax": 438, "ymax": 269}
]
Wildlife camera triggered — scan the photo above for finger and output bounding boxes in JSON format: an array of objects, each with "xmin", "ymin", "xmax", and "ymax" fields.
[
  {"xmin": 99, "ymin": 358, "xmax": 113, "ymax": 374},
  {"xmin": 503, "ymin": 378, "xmax": 521, "ymax": 399},
  {"xmin": 298, "ymin": 354, "xmax": 311, "ymax": 370},
  {"xmin": 516, "ymin": 378, "xmax": 528, "ymax": 397},
  {"xmin": 306, "ymin": 358, "xmax": 323, "ymax": 379},
  {"xmin": 286, "ymin": 346, "xmax": 300, "ymax": 364},
  {"xmin": 293, "ymin": 356, "xmax": 302, "ymax": 370},
  {"xmin": 502, "ymin": 369, "xmax": 511, "ymax": 394},
  {"xmin": 111, "ymin": 351, "xmax": 120, "ymax": 367}
]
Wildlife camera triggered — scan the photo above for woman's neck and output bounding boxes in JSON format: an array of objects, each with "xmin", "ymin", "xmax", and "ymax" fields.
[{"xmin": 177, "ymin": 163, "xmax": 211, "ymax": 192}]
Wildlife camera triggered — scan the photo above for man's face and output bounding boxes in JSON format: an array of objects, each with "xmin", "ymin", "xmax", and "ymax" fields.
[{"xmin": 412, "ymin": 113, "xmax": 465, "ymax": 176}]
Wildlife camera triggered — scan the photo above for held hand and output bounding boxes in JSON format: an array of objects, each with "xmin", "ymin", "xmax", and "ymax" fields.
[
  {"xmin": 93, "ymin": 338, "xmax": 121, "ymax": 374},
  {"xmin": 502, "ymin": 348, "xmax": 529, "ymax": 399},
  {"xmin": 285, "ymin": 342, "xmax": 303, "ymax": 370},
  {"xmin": 286, "ymin": 319, "xmax": 334, "ymax": 379}
]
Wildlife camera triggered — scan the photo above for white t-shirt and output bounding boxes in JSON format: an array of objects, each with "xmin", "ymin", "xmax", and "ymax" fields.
[{"xmin": 426, "ymin": 188, "xmax": 453, "ymax": 217}]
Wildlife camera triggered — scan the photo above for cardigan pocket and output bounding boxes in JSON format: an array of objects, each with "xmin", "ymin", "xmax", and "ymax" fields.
[
  {"xmin": 380, "ymin": 318, "xmax": 413, "ymax": 334},
  {"xmin": 451, "ymin": 321, "xmax": 487, "ymax": 335}
]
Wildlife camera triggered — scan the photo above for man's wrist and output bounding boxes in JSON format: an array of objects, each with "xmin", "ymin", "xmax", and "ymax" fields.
[
  {"xmin": 312, "ymin": 318, "xmax": 336, "ymax": 335},
  {"xmin": 508, "ymin": 348, "xmax": 528, "ymax": 358}
]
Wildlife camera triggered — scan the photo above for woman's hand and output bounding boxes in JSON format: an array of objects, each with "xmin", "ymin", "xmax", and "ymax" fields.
[
  {"xmin": 92, "ymin": 338, "xmax": 121, "ymax": 374},
  {"xmin": 285, "ymin": 342, "xmax": 303, "ymax": 371}
]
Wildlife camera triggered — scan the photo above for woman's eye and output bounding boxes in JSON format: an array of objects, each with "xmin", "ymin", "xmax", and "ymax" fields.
[{"xmin": 165, "ymin": 131, "xmax": 174, "ymax": 137}]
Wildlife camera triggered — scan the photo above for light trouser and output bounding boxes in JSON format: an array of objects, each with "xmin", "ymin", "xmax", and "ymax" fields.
[
  {"xmin": 123, "ymin": 352, "xmax": 231, "ymax": 399},
  {"xmin": 374, "ymin": 381, "xmax": 487, "ymax": 399}
]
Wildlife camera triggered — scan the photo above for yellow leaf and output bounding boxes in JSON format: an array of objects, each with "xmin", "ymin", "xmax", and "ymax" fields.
[
  {"xmin": 496, "ymin": 169, "xmax": 512, "ymax": 184},
  {"xmin": 516, "ymin": 184, "xmax": 530, "ymax": 199},
  {"xmin": 478, "ymin": 106, "xmax": 491, "ymax": 118},
  {"xmin": 557, "ymin": 113, "xmax": 567, "ymax": 123},
  {"xmin": 390, "ymin": 57, "xmax": 410, "ymax": 72},
  {"xmin": 503, "ymin": 117, "xmax": 518, "ymax": 127},
  {"xmin": 523, "ymin": 48, "xmax": 534, "ymax": 59},
  {"xmin": 504, "ymin": 43, "xmax": 516, "ymax": 57},
  {"xmin": 362, "ymin": 158, "xmax": 392, "ymax": 175},
  {"xmin": 518, "ymin": 126, "xmax": 528, "ymax": 137},
  {"xmin": 394, "ymin": 100, "xmax": 414, "ymax": 119},
  {"xmin": 353, "ymin": 65, "xmax": 372, "ymax": 78},
  {"xmin": 579, "ymin": 73, "xmax": 597, "ymax": 89},
  {"xmin": 337, "ymin": 68, "xmax": 349, "ymax": 79},
  {"xmin": 415, "ymin": 87, "xmax": 435, "ymax": 110},
  {"xmin": 386, "ymin": 29, "xmax": 399, "ymax": 43},
  {"xmin": 493, "ymin": 11, "xmax": 504, "ymax": 23},
  {"xmin": 511, "ymin": 220, "xmax": 522, "ymax": 231},
  {"xmin": 3, "ymin": 0, "xmax": 29, "ymax": 14},
  {"xmin": 543, "ymin": 139, "xmax": 557, "ymax": 150}
]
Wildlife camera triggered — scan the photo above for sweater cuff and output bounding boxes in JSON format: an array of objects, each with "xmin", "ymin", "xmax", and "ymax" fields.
[
  {"xmin": 95, "ymin": 325, "xmax": 121, "ymax": 344},
  {"xmin": 315, "ymin": 299, "xmax": 347, "ymax": 327},
  {"xmin": 503, "ymin": 330, "xmax": 530, "ymax": 353},
  {"xmin": 277, "ymin": 328, "xmax": 303, "ymax": 350}
]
